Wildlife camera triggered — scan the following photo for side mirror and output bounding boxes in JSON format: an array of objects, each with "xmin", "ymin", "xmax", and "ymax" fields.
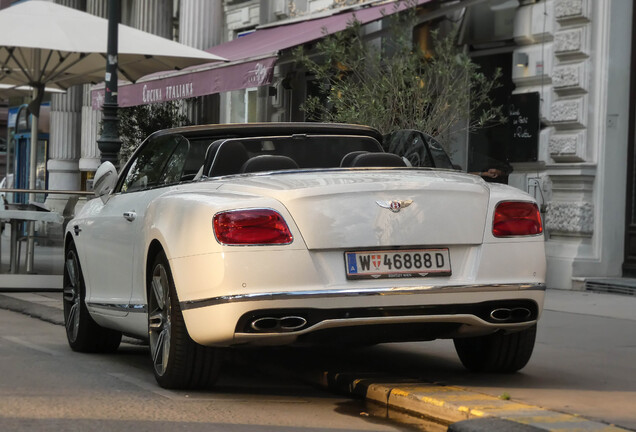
[{"xmin": 93, "ymin": 162, "xmax": 118, "ymax": 204}]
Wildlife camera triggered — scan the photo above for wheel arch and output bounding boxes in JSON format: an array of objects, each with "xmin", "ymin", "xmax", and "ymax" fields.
[
  {"xmin": 64, "ymin": 232, "xmax": 75, "ymax": 249},
  {"xmin": 146, "ymin": 239, "xmax": 166, "ymax": 289}
]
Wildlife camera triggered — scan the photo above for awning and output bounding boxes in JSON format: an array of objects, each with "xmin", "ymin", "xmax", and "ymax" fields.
[
  {"xmin": 91, "ymin": 56, "xmax": 277, "ymax": 109},
  {"xmin": 92, "ymin": 0, "xmax": 431, "ymax": 109}
]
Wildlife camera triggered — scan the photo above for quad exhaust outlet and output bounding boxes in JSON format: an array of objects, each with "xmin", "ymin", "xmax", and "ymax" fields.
[
  {"xmin": 490, "ymin": 307, "xmax": 532, "ymax": 322},
  {"xmin": 251, "ymin": 316, "xmax": 307, "ymax": 332}
]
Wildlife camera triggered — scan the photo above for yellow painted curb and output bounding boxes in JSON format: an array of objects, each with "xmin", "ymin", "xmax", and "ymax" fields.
[{"xmin": 359, "ymin": 381, "xmax": 629, "ymax": 431}]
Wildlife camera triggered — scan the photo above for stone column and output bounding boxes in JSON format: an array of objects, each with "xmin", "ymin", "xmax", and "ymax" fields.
[
  {"xmin": 179, "ymin": 0, "xmax": 224, "ymax": 124},
  {"xmin": 45, "ymin": 0, "xmax": 85, "ymax": 213},
  {"xmin": 48, "ymin": 88, "xmax": 82, "ymax": 189},
  {"xmin": 132, "ymin": 0, "xmax": 173, "ymax": 38},
  {"xmin": 87, "ymin": 0, "xmax": 107, "ymax": 18},
  {"xmin": 80, "ymin": 83, "xmax": 102, "ymax": 175},
  {"xmin": 46, "ymin": 86, "xmax": 82, "ymax": 212},
  {"xmin": 74, "ymin": 0, "xmax": 107, "ymax": 188},
  {"xmin": 56, "ymin": 0, "xmax": 86, "ymax": 9},
  {"xmin": 179, "ymin": 0, "xmax": 222, "ymax": 49},
  {"xmin": 543, "ymin": 0, "xmax": 596, "ymax": 289}
]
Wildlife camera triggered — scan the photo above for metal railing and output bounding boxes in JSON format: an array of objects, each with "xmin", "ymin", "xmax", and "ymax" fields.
[
  {"xmin": 1, "ymin": 189, "xmax": 93, "ymax": 274},
  {"xmin": 0, "ymin": 188, "xmax": 94, "ymax": 196}
]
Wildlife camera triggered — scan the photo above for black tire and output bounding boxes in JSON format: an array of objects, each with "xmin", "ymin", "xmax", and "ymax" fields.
[
  {"xmin": 453, "ymin": 325, "xmax": 537, "ymax": 373},
  {"xmin": 63, "ymin": 242, "xmax": 122, "ymax": 353},
  {"xmin": 147, "ymin": 251, "xmax": 221, "ymax": 389}
]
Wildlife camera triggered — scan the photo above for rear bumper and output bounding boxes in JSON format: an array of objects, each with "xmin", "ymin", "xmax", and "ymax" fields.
[
  {"xmin": 181, "ymin": 283, "xmax": 544, "ymax": 310},
  {"xmin": 181, "ymin": 283, "xmax": 545, "ymax": 347}
]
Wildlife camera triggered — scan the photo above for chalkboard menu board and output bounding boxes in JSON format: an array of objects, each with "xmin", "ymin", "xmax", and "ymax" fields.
[{"xmin": 508, "ymin": 92, "xmax": 540, "ymax": 162}]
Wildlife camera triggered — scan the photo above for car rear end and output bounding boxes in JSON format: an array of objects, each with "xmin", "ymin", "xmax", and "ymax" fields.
[{"xmin": 168, "ymin": 169, "xmax": 545, "ymax": 348}]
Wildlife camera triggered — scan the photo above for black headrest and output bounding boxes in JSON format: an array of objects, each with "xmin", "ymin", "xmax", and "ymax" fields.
[
  {"xmin": 201, "ymin": 140, "xmax": 223, "ymax": 177},
  {"xmin": 350, "ymin": 152, "xmax": 407, "ymax": 167},
  {"xmin": 240, "ymin": 155, "xmax": 300, "ymax": 173},
  {"xmin": 205, "ymin": 140, "xmax": 250, "ymax": 177},
  {"xmin": 340, "ymin": 151, "xmax": 369, "ymax": 167}
]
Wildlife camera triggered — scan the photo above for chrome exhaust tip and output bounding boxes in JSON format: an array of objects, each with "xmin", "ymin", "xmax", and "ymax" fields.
[
  {"xmin": 511, "ymin": 307, "xmax": 532, "ymax": 321},
  {"xmin": 250, "ymin": 316, "xmax": 307, "ymax": 332},
  {"xmin": 251, "ymin": 317, "xmax": 279, "ymax": 331},
  {"xmin": 279, "ymin": 316, "xmax": 307, "ymax": 330},
  {"xmin": 490, "ymin": 307, "xmax": 532, "ymax": 322}
]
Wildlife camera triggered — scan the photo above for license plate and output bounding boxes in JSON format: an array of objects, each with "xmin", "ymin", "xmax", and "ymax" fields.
[{"xmin": 345, "ymin": 248, "xmax": 451, "ymax": 279}]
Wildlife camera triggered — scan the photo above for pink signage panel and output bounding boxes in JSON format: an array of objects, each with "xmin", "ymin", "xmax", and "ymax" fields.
[{"xmin": 92, "ymin": 57, "xmax": 277, "ymax": 109}]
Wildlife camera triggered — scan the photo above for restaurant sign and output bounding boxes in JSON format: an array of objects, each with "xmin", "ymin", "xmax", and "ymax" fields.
[{"xmin": 92, "ymin": 57, "xmax": 277, "ymax": 109}]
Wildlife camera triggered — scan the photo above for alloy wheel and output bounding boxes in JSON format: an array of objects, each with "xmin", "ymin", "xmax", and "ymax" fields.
[
  {"xmin": 63, "ymin": 250, "xmax": 81, "ymax": 343},
  {"xmin": 149, "ymin": 263, "xmax": 171, "ymax": 377}
]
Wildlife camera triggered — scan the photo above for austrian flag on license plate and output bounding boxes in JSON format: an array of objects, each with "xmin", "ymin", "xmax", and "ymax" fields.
[{"xmin": 345, "ymin": 249, "xmax": 451, "ymax": 279}]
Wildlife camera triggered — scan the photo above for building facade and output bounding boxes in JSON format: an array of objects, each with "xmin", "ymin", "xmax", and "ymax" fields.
[
  {"xmin": 507, "ymin": 0, "xmax": 633, "ymax": 290},
  {"xmin": 4, "ymin": 0, "xmax": 634, "ymax": 292}
]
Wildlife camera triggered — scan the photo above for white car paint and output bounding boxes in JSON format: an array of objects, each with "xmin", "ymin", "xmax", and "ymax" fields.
[
  {"xmin": 63, "ymin": 124, "xmax": 546, "ymax": 385},
  {"xmin": 69, "ymin": 167, "xmax": 545, "ymax": 343}
]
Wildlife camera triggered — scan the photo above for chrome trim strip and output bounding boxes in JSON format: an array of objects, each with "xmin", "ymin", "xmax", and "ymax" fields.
[
  {"xmin": 87, "ymin": 303, "xmax": 147, "ymax": 313},
  {"xmin": 180, "ymin": 283, "xmax": 545, "ymax": 311}
]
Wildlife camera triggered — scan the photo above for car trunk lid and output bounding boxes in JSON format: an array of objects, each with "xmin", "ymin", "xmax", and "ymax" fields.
[{"xmin": 218, "ymin": 169, "xmax": 490, "ymax": 249}]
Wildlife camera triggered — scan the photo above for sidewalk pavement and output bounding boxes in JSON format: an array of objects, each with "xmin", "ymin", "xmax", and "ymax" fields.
[{"xmin": 1, "ymin": 288, "xmax": 634, "ymax": 431}]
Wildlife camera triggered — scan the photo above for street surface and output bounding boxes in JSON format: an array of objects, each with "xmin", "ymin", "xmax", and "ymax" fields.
[
  {"xmin": 256, "ymin": 290, "xmax": 636, "ymax": 430},
  {"xmin": 367, "ymin": 307, "xmax": 636, "ymax": 429},
  {"xmin": 393, "ymin": 291, "xmax": 636, "ymax": 430},
  {"xmin": 0, "ymin": 308, "xmax": 417, "ymax": 432},
  {"xmin": 1, "ymin": 289, "xmax": 634, "ymax": 431}
]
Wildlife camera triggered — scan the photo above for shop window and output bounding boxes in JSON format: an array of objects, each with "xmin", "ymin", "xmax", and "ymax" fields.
[
  {"xmin": 229, "ymin": 88, "xmax": 258, "ymax": 123},
  {"xmin": 467, "ymin": 52, "xmax": 515, "ymax": 183},
  {"xmin": 460, "ymin": 0, "xmax": 519, "ymax": 48},
  {"xmin": 246, "ymin": 88, "xmax": 257, "ymax": 122}
]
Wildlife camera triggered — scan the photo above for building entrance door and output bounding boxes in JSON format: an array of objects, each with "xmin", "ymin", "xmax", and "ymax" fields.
[{"xmin": 12, "ymin": 105, "xmax": 49, "ymax": 205}]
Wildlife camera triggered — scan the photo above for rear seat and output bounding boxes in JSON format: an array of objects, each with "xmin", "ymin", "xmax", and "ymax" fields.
[{"xmin": 240, "ymin": 155, "xmax": 300, "ymax": 173}]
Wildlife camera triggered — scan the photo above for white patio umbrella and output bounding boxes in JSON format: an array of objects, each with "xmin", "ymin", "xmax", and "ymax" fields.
[
  {"xmin": 0, "ymin": 0, "xmax": 226, "ymax": 274},
  {"xmin": 0, "ymin": 0, "xmax": 225, "ymax": 93},
  {"xmin": 0, "ymin": 0, "xmax": 226, "ymax": 188}
]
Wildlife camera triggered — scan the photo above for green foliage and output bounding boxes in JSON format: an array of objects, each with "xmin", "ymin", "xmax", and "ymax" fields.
[
  {"xmin": 294, "ymin": 2, "xmax": 505, "ymax": 142},
  {"xmin": 115, "ymin": 100, "xmax": 192, "ymax": 166}
]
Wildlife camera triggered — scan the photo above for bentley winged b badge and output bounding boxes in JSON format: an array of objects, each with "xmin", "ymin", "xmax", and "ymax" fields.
[{"xmin": 376, "ymin": 199, "xmax": 413, "ymax": 213}]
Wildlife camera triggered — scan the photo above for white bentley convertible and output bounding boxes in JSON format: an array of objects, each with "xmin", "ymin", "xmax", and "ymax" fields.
[{"xmin": 63, "ymin": 123, "xmax": 545, "ymax": 389}]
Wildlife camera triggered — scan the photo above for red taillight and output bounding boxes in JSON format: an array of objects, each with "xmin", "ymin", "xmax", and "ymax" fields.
[
  {"xmin": 493, "ymin": 201, "xmax": 543, "ymax": 237},
  {"xmin": 213, "ymin": 209, "xmax": 293, "ymax": 245}
]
